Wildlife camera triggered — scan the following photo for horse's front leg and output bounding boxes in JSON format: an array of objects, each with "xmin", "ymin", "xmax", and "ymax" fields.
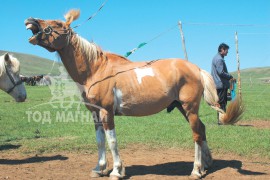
[
  {"xmin": 100, "ymin": 109, "xmax": 125, "ymax": 180},
  {"xmin": 91, "ymin": 122, "xmax": 109, "ymax": 178}
]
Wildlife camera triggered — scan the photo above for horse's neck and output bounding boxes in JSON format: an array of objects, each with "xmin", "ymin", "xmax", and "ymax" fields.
[
  {"xmin": 57, "ymin": 35, "xmax": 132, "ymax": 85},
  {"xmin": 57, "ymin": 35, "xmax": 104, "ymax": 85}
]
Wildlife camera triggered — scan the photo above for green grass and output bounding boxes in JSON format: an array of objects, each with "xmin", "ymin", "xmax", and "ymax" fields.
[{"xmin": 0, "ymin": 82, "xmax": 269, "ymax": 160}]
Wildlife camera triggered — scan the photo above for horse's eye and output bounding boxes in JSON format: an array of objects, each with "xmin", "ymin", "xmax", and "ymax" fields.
[
  {"xmin": 44, "ymin": 27, "xmax": 52, "ymax": 34},
  {"xmin": 56, "ymin": 22, "xmax": 63, "ymax": 27}
]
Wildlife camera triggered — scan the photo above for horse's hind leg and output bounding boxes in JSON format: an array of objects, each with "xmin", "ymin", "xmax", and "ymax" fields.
[
  {"xmin": 198, "ymin": 119, "xmax": 212, "ymax": 170},
  {"xmin": 180, "ymin": 101, "xmax": 212, "ymax": 178}
]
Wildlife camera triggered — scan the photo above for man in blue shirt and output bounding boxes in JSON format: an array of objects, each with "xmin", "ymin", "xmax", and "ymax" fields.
[{"xmin": 211, "ymin": 43, "xmax": 233, "ymax": 125}]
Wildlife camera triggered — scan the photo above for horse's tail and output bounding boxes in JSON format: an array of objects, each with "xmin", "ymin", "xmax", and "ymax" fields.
[{"xmin": 200, "ymin": 69, "xmax": 244, "ymax": 124}]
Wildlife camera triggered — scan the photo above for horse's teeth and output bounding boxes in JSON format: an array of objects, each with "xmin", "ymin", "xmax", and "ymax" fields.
[{"xmin": 26, "ymin": 24, "xmax": 32, "ymax": 30}]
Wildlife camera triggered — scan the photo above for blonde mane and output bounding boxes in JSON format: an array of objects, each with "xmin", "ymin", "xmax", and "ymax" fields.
[
  {"xmin": 0, "ymin": 56, "xmax": 5, "ymax": 77},
  {"xmin": 0, "ymin": 54, "xmax": 20, "ymax": 77},
  {"xmin": 73, "ymin": 34, "xmax": 105, "ymax": 62},
  {"xmin": 63, "ymin": 9, "xmax": 106, "ymax": 63}
]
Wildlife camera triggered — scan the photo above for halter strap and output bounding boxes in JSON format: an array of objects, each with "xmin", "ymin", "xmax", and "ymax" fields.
[
  {"xmin": 5, "ymin": 64, "xmax": 22, "ymax": 94},
  {"xmin": 36, "ymin": 23, "xmax": 72, "ymax": 50}
]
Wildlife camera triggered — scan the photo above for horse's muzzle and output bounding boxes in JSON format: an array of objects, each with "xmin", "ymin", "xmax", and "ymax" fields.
[{"xmin": 25, "ymin": 18, "xmax": 41, "ymax": 45}]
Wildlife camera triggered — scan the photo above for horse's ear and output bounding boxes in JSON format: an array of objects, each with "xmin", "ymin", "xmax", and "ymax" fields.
[
  {"xmin": 64, "ymin": 9, "xmax": 80, "ymax": 26},
  {"xmin": 4, "ymin": 53, "xmax": 11, "ymax": 64}
]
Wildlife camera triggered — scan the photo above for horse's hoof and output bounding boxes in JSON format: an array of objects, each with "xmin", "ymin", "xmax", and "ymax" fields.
[
  {"xmin": 90, "ymin": 170, "xmax": 109, "ymax": 178},
  {"xmin": 189, "ymin": 170, "xmax": 202, "ymax": 180},
  {"xmin": 189, "ymin": 174, "xmax": 201, "ymax": 180},
  {"xmin": 110, "ymin": 175, "xmax": 121, "ymax": 180},
  {"xmin": 90, "ymin": 171, "xmax": 102, "ymax": 178}
]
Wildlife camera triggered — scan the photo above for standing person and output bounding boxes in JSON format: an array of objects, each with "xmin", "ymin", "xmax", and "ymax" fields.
[{"xmin": 211, "ymin": 43, "xmax": 233, "ymax": 125}]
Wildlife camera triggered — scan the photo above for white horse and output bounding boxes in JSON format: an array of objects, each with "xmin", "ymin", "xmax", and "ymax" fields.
[{"xmin": 0, "ymin": 53, "xmax": 27, "ymax": 102}]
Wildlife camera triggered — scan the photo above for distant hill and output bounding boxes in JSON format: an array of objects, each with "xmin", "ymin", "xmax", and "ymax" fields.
[
  {"xmin": 232, "ymin": 67, "xmax": 270, "ymax": 84},
  {"xmin": 0, "ymin": 50, "xmax": 61, "ymax": 76}
]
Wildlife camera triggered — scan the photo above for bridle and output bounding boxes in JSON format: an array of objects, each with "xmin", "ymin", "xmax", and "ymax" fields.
[
  {"xmin": 27, "ymin": 0, "xmax": 108, "ymax": 49},
  {"xmin": 35, "ymin": 22, "xmax": 72, "ymax": 49},
  {"xmin": 4, "ymin": 64, "xmax": 22, "ymax": 94}
]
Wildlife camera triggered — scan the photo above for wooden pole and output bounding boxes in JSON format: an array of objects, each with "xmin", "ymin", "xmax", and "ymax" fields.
[
  {"xmin": 178, "ymin": 21, "xmax": 188, "ymax": 61},
  {"xmin": 235, "ymin": 31, "xmax": 242, "ymax": 99}
]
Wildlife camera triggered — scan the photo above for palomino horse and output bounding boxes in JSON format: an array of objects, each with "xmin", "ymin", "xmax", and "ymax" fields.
[
  {"xmin": 25, "ymin": 10, "xmax": 243, "ymax": 179},
  {"xmin": 0, "ymin": 53, "xmax": 26, "ymax": 102}
]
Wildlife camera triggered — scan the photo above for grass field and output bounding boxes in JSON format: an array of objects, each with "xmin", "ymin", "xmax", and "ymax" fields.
[{"xmin": 0, "ymin": 80, "xmax": 269, "ymax": 160}]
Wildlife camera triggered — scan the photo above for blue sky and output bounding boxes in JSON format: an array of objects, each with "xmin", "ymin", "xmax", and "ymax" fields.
[{"xmin": 1, "ymin": 0, "xmax": 269, "ymax": 72}]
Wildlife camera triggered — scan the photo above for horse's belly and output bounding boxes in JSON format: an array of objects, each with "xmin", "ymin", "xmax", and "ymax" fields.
[
  {"xmin": 119, "ymin": 104, "xmax": 165, "ymax": 116},
  {"xmin": 115, "ymin": 93, "xmax": 174, "ymax": 116}
]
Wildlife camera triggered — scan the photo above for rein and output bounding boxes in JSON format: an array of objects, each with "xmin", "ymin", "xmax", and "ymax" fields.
[{"xmin": 4, "ymin": 64, "xmax": 22, "ymax": 94}]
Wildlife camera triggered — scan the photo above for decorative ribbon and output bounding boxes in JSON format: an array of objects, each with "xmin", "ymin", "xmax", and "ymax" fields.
[
  {"xmin": 124, "ymin": 24, "xmax": 178, "ymax": 57},
  {"xmin": 124, "ymin": 42, "xmax": 147, "ymax": 57}
]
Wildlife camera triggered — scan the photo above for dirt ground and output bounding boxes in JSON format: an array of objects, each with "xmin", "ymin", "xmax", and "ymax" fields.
[
  {"xmin": 0, "ymin": 120, "xmax": 269, "ymax": 180},
  {"xmin": 236, "ymin": 120, "xmax": 270, "ymax": 129},
  {"xmin": 0, "ymin": 145, "xmax": 269, "ymax": 180}
]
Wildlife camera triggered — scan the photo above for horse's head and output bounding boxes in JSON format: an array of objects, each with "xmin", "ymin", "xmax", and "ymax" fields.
[
  {"xmin": 25, "ymin": 9, "xmax": 80, "ymax": 52},
  {"xmin": 0, "ymin": 53, "xmax": 27, "ymax": 102}
]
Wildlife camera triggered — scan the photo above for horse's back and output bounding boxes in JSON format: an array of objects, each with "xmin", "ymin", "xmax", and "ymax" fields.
[{"xmin": 106, "ymin": 53, "xmax": 132, "ymax": 64}]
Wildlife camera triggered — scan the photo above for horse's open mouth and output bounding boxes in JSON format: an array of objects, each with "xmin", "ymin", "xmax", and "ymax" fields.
[
  {"xmin": 24, "ymin": 18, "xmax": 56, "ymax": 52},
  {"xmin": 25, "ymin": 18, "xmax": 40, "ymax": 45}
]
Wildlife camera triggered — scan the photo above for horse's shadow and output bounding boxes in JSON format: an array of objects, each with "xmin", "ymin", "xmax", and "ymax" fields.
[
  {"xmin": 0, "ymin": 144, "xmax": 21, "ymax": 151},
  {"xmin": 0, "ymin": 155, "xmax": 68, "ymax": 165},
  {"xmin": 237, "ymin": 124, "xmax": 254, "ymax": 128},
  {"xmin": 125, "ymin": 159, "xmax": 266, "ymax": 178}
]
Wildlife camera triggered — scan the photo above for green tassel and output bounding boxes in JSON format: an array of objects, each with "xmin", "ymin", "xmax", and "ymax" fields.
[
  {"xmin": 124, "ymin": 42, "xmax": 147, "ymax": 57},
  {"xmin": 138, "ymin": 42, "xmax": 147, "ymax": 48},
  {"xmin": 125, "ymin": 51, "xmax": 132, "ymax": 57}
]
